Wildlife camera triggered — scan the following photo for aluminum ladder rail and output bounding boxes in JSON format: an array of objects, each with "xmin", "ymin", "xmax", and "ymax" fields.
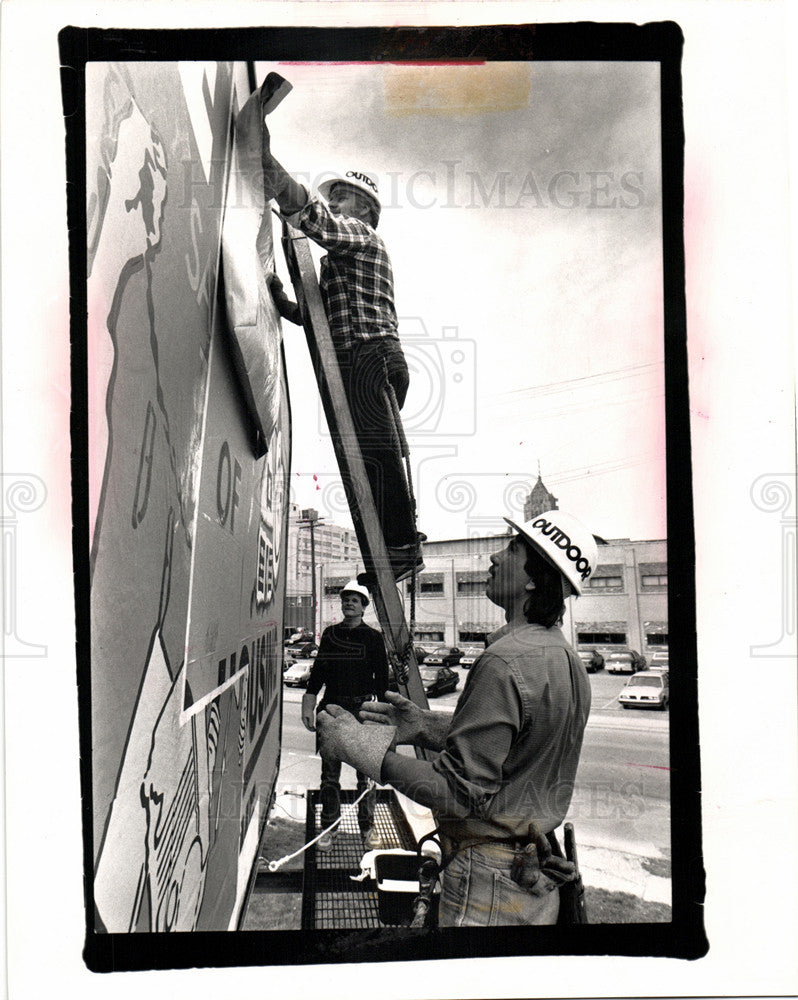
[{"xmin": 281, "ymin": 221, "xmax": 429, "ymax": 717}]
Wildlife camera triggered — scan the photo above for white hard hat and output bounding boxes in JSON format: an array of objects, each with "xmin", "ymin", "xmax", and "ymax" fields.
[
  {"xmin": 340, "ymin": 579, "xmax": 370, "ymax": 606},
  {"xmin": 318, "ymin": 170, "xmax": 381, "ymax": 214},
  {"xmin": 504, "ymin": 509, "xmax": 598, "ymax": 597}
]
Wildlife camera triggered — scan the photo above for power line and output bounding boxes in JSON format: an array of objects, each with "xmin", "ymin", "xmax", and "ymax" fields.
[
  {"xmin": 546, "ymin": 451, "xmax": 661, "ymax": 485},
  {"xmin": 498, "ymin": 361, "xmax": 662, "ymax": 400}
]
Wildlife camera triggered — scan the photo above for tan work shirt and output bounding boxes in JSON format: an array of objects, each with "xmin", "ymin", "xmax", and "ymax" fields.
[{"xmin": 433, "ymin": 622, "xmax": 591, "ymax": 843}]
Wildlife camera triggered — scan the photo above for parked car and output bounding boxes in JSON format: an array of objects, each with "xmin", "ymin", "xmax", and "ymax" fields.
[
  {"xmin": 284, "ymin": 642, "xmax": 316, "ymax": 669},
  {"xmin": 283, "ymin": 650, "xmax": 317, "ymax": 687},
  {"xmin": 286, "ymin": 629, "xmax": 314, "ymax": 650},
  {"xmin": 424, "ymin": 645, "xmax": 463, "ymax": 667},
  {"xmin": 649, "ymin": 651, "xmax": 669, "ymax": 671},
  {"xmin": 605, "ymin": 649, "xmax": 646, "ymax": 674},
  {"xmin": 458, "ymin": 645, "xmax": 485, "ymax": 669},
  {"xmin": 413, "ymin": 645, "xmax": 429, "ymax": 665},
  {"xmin": 578, "ymin": 648, "xmax": 605, "ymax": 673},
  {"xmin": 618, "ymin": 670, "xmax": 669, "ymax": 710},
  {"xmin": 419, "ymin": 665, "xmax": 459, "ymax": 698}
]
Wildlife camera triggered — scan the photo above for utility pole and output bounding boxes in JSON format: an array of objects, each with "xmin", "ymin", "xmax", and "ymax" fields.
[
  {"xmin": 450, "ymin": 558, "xmax": 457, "ymax": 647},
  {"xmin": 297, "ymin": 508, "xmax": 325, "ymax": 639}
]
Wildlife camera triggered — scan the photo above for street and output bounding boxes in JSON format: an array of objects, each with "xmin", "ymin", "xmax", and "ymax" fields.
[{"xmin": 279, "ymin": 666, "xmax": 670, "ymax": 861}]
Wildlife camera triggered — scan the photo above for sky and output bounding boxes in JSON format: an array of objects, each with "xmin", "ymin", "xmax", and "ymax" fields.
[{"xmin": 257, "ymin": 59, "xmax": 666, "ymax": 543}]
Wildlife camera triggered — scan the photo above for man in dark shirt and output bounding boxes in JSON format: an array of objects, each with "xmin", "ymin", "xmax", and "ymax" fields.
[{"xmin": 302, "ymin": 580, "xmax": 389, "ymax": 850}]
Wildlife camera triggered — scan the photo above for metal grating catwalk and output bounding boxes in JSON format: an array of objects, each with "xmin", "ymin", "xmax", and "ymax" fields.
[{"xmin": 301, "ymin": 788, "xmax": 418, "ymax": 929}]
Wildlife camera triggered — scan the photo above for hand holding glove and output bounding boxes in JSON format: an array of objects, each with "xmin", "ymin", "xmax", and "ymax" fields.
[
  {"xmin": 301, "ymin": 692, "xmax": 317, "ymax": 732},
  {"xmin": 358, "ymin": 690, "xmax": 424, "ymax": 745},
  {"xmin": 316, "ymin": 705, "xmax": 397, "ymax": 783},
  {"xmin": 266, "ymin": 273, "xmax": 302, "ymax": 325}
]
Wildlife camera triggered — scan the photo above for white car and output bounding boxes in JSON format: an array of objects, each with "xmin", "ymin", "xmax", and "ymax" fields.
[
  {"xmin": 283, "ymin": 650, "xmax": 317, "ymax": 687},
  {"xmin": 605, "ymin": 649, "xmax": 646, "ymax": 674},
  {"xmin": 618, "ymin": 670, "xmax": 669, "ymax": 710},
  {"xmin": 458, "ymin": 645, "xmax": 485, "ymax": 669},
  {"xmin": 649, "ymin": 651, "xmax": 670, "ymax": 671}
]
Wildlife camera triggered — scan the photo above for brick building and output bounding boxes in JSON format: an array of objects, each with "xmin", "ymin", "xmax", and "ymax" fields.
[{"xmin": 289, "ymin": 482, "xmax": 668, "ymax": 660}]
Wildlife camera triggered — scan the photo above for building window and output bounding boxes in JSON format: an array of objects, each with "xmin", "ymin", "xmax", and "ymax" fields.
[
  {"xmin": 646, "ymin": 633, "xmax": 668, "ymax": 647},
  {"xmin": 415, "ymin": 630, "xmax": 444, "ymax": 643},
  {"xmin": 577, "ymin": 631, "xmax": 627, "ymax": 645},
  {"xmin": 585, "ymin": 564, "xmax": 624, "ymax": 591},
  {"xmin": 457, "ymin": 580, "xmax": 487, "ymax": 595},
  {"xmin": 459, "ymin": 630, "xmax": 489, "ymax": 644},
  {"xmin": 586, "ymin": 576, "xmax": 623, "ymax": 590},
  {"xmin": 419, "ymin": 573, "xmax": 444, "ymax": 594},
  {"xmin": 639, "ymin": 562, "xmax": 667, "ymax": 589}
]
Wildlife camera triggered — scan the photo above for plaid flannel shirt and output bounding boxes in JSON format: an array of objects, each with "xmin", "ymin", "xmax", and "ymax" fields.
[{"xmin": 287, "ymin": 193, "xmax": 398, "ymax": 350}]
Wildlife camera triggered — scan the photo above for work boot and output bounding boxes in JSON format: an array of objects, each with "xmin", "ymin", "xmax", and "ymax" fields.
[
  {"xmin": 362, "ymin": 826, "xmax": 382, "ymax": 850},
  {"xmin": 317, "ymin": 830, "xmax": 336, "ymax": 852}
]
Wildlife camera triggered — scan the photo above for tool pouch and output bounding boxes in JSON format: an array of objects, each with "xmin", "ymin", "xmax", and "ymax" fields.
[
  {"xmin": 510, "ymin": 844, "xmax": 544, "ymax": 888},
  {"xmin": 409, "ymin": 830, "xmax": 444, "ymax": 929},
  {"xmin": 548, "ymin": 823, "xmax": 588, "ymax": 924}
]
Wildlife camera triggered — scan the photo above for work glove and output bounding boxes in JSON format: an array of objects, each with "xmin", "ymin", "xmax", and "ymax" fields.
[
  {"xmin": 301, "ymin": 692, "xmax": 317, "ymax": 732},
  {"xmin": 259, "ymin": 72, "xmax": 292, "ymax": 162},
  {"xmin": 358, "ymin": 690, "xmax": 424, "ymax": 746},
  {"xmin": 266, "ymin": 273, "xmax": 302, "ymax": 325},
  {"xmin": 316, "ymin": 705, "xmax": 397, "ymax": 783},
  {"xmin": 253, "ymin": 76, "xmax": 305, "ymax": 212}
]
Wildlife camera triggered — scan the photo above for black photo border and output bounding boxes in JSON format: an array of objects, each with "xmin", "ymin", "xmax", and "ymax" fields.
[{"xmin": 60, "ymin": 20, "xmax": 706, "ymax": 972}]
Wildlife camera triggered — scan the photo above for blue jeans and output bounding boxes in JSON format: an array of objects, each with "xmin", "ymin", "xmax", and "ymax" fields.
[{"xmin": 439, "ymin": 846, "xmax": 560, "ymax": 927}]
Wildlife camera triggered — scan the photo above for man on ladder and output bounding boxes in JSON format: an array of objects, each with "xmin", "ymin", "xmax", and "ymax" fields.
[{"xmin": 259, "ymin": 84, "xmax": 424, "ymax": 583}]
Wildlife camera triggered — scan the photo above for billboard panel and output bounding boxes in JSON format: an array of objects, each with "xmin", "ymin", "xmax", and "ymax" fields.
[{"xmin": 85, "ymin": 60, "xmax": 290, "ymax": 933}]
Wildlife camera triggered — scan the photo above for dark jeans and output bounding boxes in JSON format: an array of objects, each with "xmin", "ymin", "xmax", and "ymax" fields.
[
  {"xmin": 338, "ymin": 338, "xmax": 416, "ymax": 548},
  {"xmin": 319, "ymin": 754, "xmax": 375, "ymax": 834},
  {"xmin": 317, "ymin": 694, "xmax": 377, "ymax": 833}
]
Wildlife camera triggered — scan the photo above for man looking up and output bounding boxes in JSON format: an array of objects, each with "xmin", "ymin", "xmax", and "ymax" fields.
[{"xmin": 317, "ymin": 510, "xmax": 597, "ymax": 925}]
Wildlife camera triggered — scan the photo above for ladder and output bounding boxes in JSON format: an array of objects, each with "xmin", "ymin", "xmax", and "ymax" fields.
[{"xmin": 280, "ymin": 221, "xmax": 429, "ymax": 713}]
